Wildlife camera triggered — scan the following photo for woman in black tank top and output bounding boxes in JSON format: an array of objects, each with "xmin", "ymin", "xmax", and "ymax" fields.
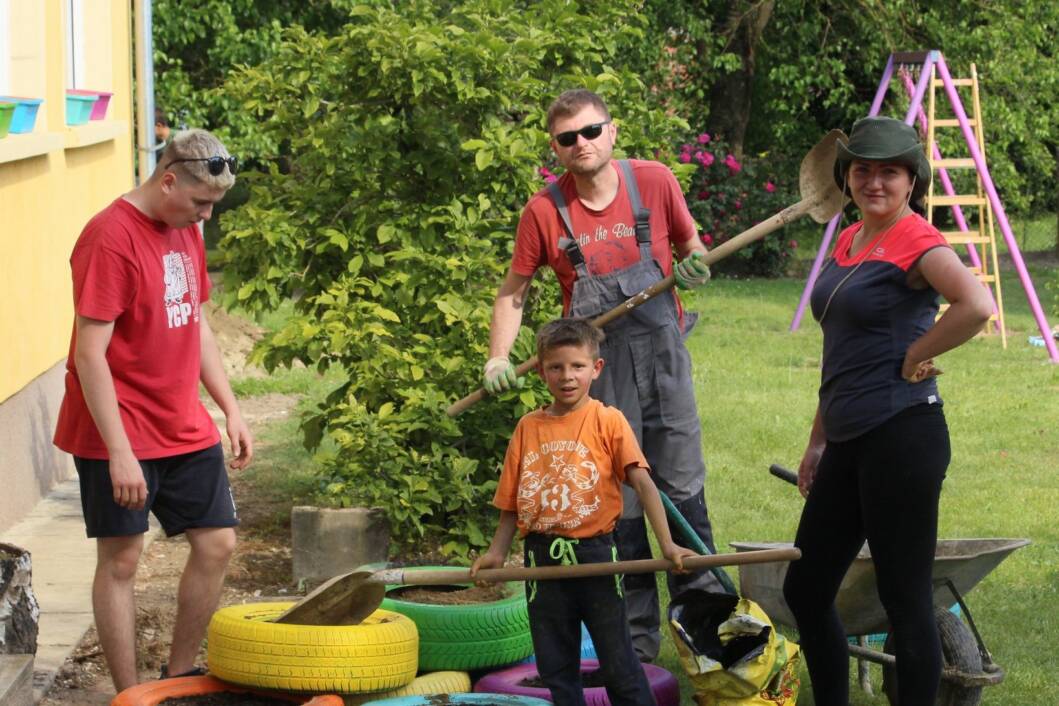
[{"xmin": 783, "ymin": 117, "xmax": 992, "ymax": 705}]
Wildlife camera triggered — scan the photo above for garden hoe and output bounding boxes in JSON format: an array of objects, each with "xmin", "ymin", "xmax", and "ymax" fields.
[
  {"xmin": 272, "ymin": 546, "xmax": 801, "ymax": 626},
  {"xmin": 446, "ymin": 128, "xmax": 848, "ymax": 417}
]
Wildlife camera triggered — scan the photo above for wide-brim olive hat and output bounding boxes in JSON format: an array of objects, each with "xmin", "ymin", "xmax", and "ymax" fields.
[{"xmin": 833, "ymin": 116, "xmax": 931, "ymax": 203}]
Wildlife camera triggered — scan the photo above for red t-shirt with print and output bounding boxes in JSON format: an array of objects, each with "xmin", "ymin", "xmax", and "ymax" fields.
[
  {"xmin": 511, "ymin": 159, "xmax": 698, "ymax": 318},
  {"xmin": 494, "ymin": 399, "xmax": 649, "ymax": 538},
  {"xmin": 53, "ymin": 198, "xmax": 220, "ymax": 459}
]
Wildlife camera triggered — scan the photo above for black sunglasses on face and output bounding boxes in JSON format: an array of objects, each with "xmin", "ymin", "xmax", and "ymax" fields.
[
  {"xmin": 553, "ymin": 121, "xmax": 610, "ymax": 148},
  {"xmin": 166, "ymin": 155, "xmax": 238, "ymax": 176}
]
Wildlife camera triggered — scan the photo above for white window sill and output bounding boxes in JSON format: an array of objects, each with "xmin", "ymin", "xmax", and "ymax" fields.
[
  {"xmin": 0, "ymin": 132, "xmax": 65, "ymax": 165},
  {"xmin": 64, "ymin": 119, "xmax": 128, "ymax": 149}
]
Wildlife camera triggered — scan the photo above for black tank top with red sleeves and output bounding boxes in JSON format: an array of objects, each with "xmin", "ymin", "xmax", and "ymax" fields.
[{"xmin": 810, "ymin": 213, "xmax": 951, "ymax": 442}]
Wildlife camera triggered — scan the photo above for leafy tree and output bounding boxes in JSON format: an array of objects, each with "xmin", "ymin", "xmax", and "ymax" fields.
[
  {"xmin": 153, "ymin": 0, "xmax": 351, "ymax": 158},
  {"xmin": 633, "ymin": 1, "xmax": 1059, "ymax": 220},
  {"xmin": 747, "ymin": 1, "xmax": 1059, "ymax": 216},
  {"xmin": 218, "ymin": 0, "xmax": 688, "ymax": 556}
]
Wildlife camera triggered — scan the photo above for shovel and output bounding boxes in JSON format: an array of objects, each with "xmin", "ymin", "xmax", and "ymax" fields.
[
  {"xmin": 446, "ymin": 129, "xmax": 848, "ymax": 417},
  {"xmin": 272, "ymin": 546, "xmax": 801, "ymax": 626}
]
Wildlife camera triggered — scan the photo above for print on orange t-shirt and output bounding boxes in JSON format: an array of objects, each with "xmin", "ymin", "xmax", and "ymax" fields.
[{"xmin": 493, "ymin": 399, "xmax": 648, "ymax": 538}]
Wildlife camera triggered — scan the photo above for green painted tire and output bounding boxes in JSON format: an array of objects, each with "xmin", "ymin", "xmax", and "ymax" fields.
[{"xmin": 373, "ymin": 565, "xmax": 533, "ymax": 671}]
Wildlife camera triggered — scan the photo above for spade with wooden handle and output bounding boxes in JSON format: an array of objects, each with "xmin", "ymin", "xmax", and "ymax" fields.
[
  {"xmin": 272, "ymin": 546, "xmax": 801, "ymax": 626},
  {"xmin": 446, "ymin": 129, "xmax": 848, "ymax": 417}
]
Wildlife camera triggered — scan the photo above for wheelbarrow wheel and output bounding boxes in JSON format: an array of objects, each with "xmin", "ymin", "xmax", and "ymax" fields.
[{"xmin": 881, "ymin": 608, "xmax": 982, "ymax": 706}]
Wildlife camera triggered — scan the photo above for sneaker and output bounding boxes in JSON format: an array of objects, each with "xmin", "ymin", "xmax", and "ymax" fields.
[{"xmin": 159, "ymin": 664, "xmax": 208, "ymax": 679}]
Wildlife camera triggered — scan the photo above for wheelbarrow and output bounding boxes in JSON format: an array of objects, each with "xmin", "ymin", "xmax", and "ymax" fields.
[{"xmin": 728, "ymin": 465, "xmax": 1030, "ymax": 706}]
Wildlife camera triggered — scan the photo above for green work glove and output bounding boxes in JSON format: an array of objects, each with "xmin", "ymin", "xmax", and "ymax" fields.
[
  {"xmin": 483, "ymin": 356, "xmax": 524, "ymax": 394},
  {"xmin": 674, "ymin": 251, "xmax": 712, "ymax": 290}
]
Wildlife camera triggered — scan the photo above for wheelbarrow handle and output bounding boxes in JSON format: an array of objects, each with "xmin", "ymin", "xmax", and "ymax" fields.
[{"xmin": 769, "ymin": 464, "xmax": 799, "ymax": 486}]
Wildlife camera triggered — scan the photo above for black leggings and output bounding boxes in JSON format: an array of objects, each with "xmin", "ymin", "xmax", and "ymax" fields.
[{"xmin": 782, "ymin": 404, "xmax": 950, "ymax": 706}]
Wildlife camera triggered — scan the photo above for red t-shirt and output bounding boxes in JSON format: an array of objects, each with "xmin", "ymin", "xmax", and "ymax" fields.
[
  {"xmin": 511, "ymin": 159, "xmax": 698, "ymax": 315},
  {"xmin": 53, "ymin": 198, "xmax": 220, "ymax": 459}
]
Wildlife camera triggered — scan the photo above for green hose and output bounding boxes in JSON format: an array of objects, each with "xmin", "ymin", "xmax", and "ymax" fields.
[{"xmin": 660, "ymin": 491, "xmax": 738, "ymax": 594}]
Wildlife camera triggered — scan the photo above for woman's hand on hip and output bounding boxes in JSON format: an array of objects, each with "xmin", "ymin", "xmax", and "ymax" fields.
[{"xmin": 902, "ymin": 355, "xmax": 943, "ymax": 383}]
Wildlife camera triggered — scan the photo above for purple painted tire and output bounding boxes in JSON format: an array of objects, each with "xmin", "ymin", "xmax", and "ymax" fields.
[{"xmin": 473, "ymin": 659, "xmax": 679, "ymax": 706}]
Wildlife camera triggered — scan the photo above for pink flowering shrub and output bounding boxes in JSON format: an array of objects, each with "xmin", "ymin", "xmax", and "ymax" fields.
[{"xmin": 676, "ymin": 134, "xmax": 796, "ymax": 278}]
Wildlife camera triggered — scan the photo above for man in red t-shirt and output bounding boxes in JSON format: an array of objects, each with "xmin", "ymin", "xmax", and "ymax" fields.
[
  {"xmin": 53, "ymin": 129, "xmax": 250, "ymax": 692},
  {"xmin": 483, "ymin": 89, "xmax": 726, "ymax": 662}
]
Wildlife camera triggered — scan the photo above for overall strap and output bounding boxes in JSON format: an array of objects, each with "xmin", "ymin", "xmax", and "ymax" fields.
[
  {"xmin": 547, "ymin": 181, "xmax": 591, "ymax": 278},
  {"xmin": 617, "ymin": 159, "xmax": 653, "ymax": 259}
]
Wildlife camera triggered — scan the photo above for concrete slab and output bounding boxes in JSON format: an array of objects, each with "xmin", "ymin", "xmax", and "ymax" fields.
[{"xmin": 0, "ymin": 654, "xmax": 34, "ymax": 706}]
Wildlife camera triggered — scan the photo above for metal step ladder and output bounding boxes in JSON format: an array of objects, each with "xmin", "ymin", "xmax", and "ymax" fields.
[{"xmin": 924, "ymin": 62, "xmax": 1006, "ymax": 346}]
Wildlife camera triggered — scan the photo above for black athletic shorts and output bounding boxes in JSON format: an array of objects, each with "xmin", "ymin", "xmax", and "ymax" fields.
[{"xmin": 74, "ymin": 442, "xmax": 239, "ymax": 538}]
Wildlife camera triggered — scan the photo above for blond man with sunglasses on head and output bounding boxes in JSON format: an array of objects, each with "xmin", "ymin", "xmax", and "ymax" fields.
[
  {"xmin": 484, "ymin": 89, "xmax": 727, "ymax": 663},
  {"xmin": 54, "ymin": 129, "xmax": 251, "ymax": 692}
]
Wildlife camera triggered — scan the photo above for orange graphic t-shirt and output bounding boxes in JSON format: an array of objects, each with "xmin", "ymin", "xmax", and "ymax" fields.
[{"xmin": 493, "ymin": 399, "xmax": 649, "ymax": 538}]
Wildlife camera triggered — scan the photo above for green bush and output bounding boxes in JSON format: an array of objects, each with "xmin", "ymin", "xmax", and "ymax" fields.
[{"xmin": 218, "ymin": 0, "xmax": 687, "ymax": 556}]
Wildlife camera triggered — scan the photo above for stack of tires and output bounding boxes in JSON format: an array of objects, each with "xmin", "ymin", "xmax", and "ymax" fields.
[
  {"xmin": 203, "ymin": 574, "xmax": 680, "ymax": 704},
  {"xmin": 205, "ymin": 566, "xmax": 537, "ymax": 703}
]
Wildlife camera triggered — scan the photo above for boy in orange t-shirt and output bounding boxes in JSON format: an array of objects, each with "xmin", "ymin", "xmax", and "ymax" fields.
[{"xmin": 472, "ymin": 318, "xmax": 697, "ymax": 706}]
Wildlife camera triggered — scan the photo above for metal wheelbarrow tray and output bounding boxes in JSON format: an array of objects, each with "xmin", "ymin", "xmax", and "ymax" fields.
[{"xmin": 729, "ymin": 538, "xmax": 1030, "ymax": 704}]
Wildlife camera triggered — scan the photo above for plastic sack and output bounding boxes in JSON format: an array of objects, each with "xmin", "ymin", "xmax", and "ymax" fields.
[{"xmin": 668, "ymin": 590, "xmax": 800, "ymax": 706}]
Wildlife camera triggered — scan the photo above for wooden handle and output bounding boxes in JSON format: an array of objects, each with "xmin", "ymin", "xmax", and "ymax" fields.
[
  {"xmin": 445, "ymin": 199, "xmax": 813, "ymax": 417},
  {"xmin": 372, "ymin": 547, "xmax": 800, "ymax": 585},
  {"xmin": 445, "ymin": 354, "xmax": 542, "ymax": 417}
]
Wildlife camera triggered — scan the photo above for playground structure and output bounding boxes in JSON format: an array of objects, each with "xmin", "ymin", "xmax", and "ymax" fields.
[{"xmin": 790, "ymin": 50, "xmax": 1058, "ymax": 364}]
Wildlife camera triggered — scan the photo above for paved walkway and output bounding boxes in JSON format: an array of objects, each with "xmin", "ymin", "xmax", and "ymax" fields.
[{"xmin": 0, "ymin": 479, "xmax": 159, "ymax": 702}]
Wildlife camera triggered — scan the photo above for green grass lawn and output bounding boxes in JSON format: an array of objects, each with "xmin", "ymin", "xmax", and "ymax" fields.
[{"xmin": 229, "ymin": 243, "xmax": 1057, "ymax": 704}]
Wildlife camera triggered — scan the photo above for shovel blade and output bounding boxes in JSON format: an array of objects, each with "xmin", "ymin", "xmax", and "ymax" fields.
[
  {"xmin": 799, "ymin": 129, "xmax": 849, "ymax": 223},
  {"xmin": 272, "ymin": 570, "xmax": 385, "ymax": 626}
]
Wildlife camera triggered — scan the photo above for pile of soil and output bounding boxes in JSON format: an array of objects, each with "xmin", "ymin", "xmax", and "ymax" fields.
[
  {"xmin": 389, "ymin": 582, "xmax": 510, "ymax": 605},
  {"xmin": 160, "ymin": 695, "xmax": 292, "ymax": 705},
  {"xmin": 202, "ymin": 300, "xmax": 265, "ymax": 380}
]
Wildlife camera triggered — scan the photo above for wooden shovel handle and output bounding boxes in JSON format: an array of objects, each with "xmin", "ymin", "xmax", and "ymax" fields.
[
  {"xmin": 445, "ymin": 199, "xmax": 813, "ymax": 417},
  {"xmin": 372, "ymin": 546, "xmax": 800, "ymax": 585}
]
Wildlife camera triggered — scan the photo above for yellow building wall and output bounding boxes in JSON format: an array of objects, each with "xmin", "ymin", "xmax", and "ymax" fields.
[{"xmin": 0, "ymin": 0, "xmax": 134, "ymax": 402}]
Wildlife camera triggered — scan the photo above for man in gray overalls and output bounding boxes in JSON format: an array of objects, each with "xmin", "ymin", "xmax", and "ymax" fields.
[{"xmin": 484, "ymin": 89, "xmax": 726, "ymax": 661}]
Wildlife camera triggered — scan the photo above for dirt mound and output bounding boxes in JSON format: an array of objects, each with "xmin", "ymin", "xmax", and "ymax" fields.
[{"xmin": 203, "ymin": 300, "xmax": 265, "ymax": 380}]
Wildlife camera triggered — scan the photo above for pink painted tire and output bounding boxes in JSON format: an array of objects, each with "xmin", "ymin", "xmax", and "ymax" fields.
[{"xmin": 473, "ymin": 659, "xmax": 679, "ymax": 705}]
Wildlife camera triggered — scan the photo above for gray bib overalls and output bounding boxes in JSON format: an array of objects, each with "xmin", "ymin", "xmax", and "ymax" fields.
[{"xmin": 548, "ymin": 160, "xmax": 726, "ymax": 660}]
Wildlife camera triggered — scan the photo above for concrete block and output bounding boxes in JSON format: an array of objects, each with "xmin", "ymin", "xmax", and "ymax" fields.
[
  {"xmin": 291, "ymin": 507, "xmax": 389, "ymax": 583},
  {"xmin": 0, "ymin": 654, "xmax": 33, "ymax": 706}
]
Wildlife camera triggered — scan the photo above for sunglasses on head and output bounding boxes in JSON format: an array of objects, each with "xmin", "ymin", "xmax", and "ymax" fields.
[
  {"xmin": 166, "ymin": 155, "xmax": 238, "ymax": 176},
  {"xmin": 553, "ymin": 121, "xmax": 610, "ymax": 148}
]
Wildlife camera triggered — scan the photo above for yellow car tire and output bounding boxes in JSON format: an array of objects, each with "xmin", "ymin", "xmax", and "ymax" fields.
[
  {"xmin": 344, "ymin": 671, "xmax": 472, "ymax": 705},
  {"xmin": 207, "ymin": 602, "xmax": 418, "ymax": 693}
]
